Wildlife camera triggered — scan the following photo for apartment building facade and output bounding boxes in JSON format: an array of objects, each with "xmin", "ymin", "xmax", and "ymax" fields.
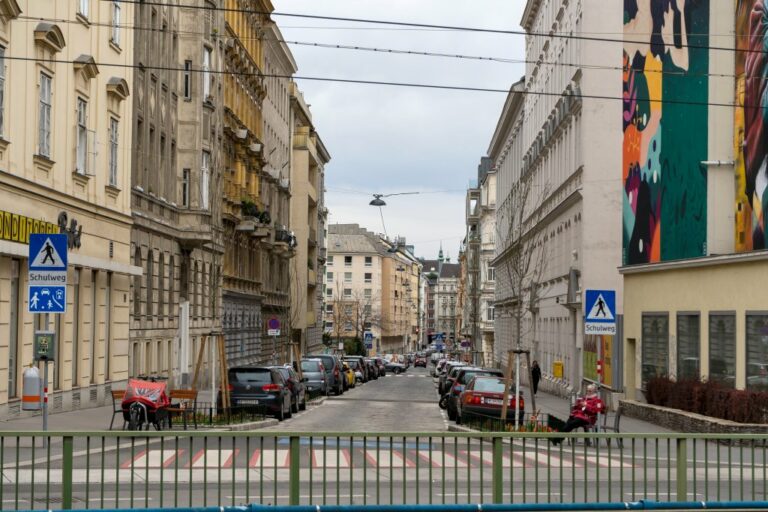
[
  {"xmin": 289, "ymin": 82, "xmax": 330, "ymax": 356},
  {"xmin": 493, "ymin": 0, "xmax": 623, "ymax": 395},
  {"xmin": 0, "ymin": 0, "xmax": 139, "ymax": 417}
]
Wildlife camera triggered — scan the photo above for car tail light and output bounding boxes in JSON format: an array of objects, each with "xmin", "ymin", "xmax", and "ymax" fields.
[
  {"xmin": 262, "ymin": 384, "xmax": 282, "ymax": 392},
  {"xmin": 462, "ymin": 393, "xmax": 482, "ymax": 405},
  {"xmin": 228, "ymin": 384, "xmax": 234, "ymax": 392}
]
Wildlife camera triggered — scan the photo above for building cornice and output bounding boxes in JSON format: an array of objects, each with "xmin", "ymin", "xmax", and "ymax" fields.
[
  {"xmin": 619, "ymin": 250, "xmax": 768, "ymax": 275},
  {"xmin": 521, "ymin": 0, "xmax": 543, "ymax": 31},
  {"xmin": 488, "ymin": 78, "xmax": 525, "ymax": 159}
]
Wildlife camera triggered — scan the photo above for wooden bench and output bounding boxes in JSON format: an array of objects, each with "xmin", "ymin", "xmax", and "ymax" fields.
[
  {"xmin": 109, "ymin": 390, "xmax": 126, "ymax": 430},
  {"xmin": 166, "ymin": 389, "xmax": 198, "ymax": 430}
]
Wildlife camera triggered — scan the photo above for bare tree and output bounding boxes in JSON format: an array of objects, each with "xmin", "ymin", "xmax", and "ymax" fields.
[{"xmin": 495, "ymin": 175, "xmax": 550, "ymax": 426}]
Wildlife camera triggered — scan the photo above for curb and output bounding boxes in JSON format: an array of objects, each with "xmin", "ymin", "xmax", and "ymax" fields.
[{"xmin": 222, "ymin": 418, "xmax": 279, "ymax": 431}]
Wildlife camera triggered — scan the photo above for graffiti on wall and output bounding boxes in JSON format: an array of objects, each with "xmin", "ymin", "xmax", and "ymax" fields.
[
  {"xmin": 735, "ymin": 0, "xmax": 768, "ymax": 251},
  {"xmin": 623, "ymin": 0, "xmax": 710, "ymax": 265}
]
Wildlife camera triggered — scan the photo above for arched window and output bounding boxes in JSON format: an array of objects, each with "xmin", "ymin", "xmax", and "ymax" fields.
[
  {"xmin": 133, "ymin": 246, "xmax": 142, "ymax": 317},
  {"xmin": 158, "ymin": 253, "xmax": 165, "ymax": 319},
  {"xmin": 168, "ymin": 255, "xmax": 175, "ymax": 318},
  {"xmin": 146, "ymin": 250, "xmax": 154, "ymax": 319}
]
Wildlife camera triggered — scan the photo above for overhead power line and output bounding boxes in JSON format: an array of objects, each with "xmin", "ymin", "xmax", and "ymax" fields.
[
  {"xmin": 104, "ymin": 0, "xmax": 768, "ymax": 57},
  {"xmin": 1, "ymin": 53, "xmax": 748, "ymax": 109},
  {"xmin": 16, "ymin": 14, "xmax": 748, "ymax": 81}
]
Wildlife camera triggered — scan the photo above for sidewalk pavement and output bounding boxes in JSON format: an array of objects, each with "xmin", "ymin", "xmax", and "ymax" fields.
[
  {"xmin": 525, "ymin": 385, "xmax": 672, "ymax": 433},
  {"xmin": 0, "ymin": 390, "xmax": 218, "ymax": 432}
]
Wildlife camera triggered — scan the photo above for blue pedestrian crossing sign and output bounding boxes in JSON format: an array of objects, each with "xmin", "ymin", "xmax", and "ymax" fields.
[
  {"xmin": 29, "ymin": 234, "xmax": 68, "ymax": 270},
  {"xmin": 364, "ymin": 331, "xmax": 373, "ymax": 349},
  {"xmin": 28, "ymin": 234, "xmax": 68, "ymax": 314},
  {"xmin": 584, "ymin": 289, "xmax": 616, "ymax": 335}
]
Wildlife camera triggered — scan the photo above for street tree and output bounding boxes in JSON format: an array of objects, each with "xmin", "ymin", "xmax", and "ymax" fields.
[{"xmin": 495, "ymin": 174, "xmax": 550, "ymax": 426}]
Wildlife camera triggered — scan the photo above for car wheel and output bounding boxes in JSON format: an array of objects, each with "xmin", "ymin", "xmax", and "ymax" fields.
[
  {"xmin": 447, "ymin": 406, "xmax": 456, "ymax": 421},
  {"xmin": 285, "ymin": 398, "xmax": 293, "ymax": 418},
  {"xmin": 276, "ymin": 404, "xmax": 285, "ymax": 422},
  {"xmin": 300, "ymin": 395, "xmax": 307, "ymax": 411},
  {"xmin": 291, "ymin": 397, "xmax": 299, "ymax": 414},
  {"xmin": 325, "ymin": 386, "xmax": 330, "ymax": 397},
  {"xmin": 394, "ymin": 368, "xmax": 402, "ymax": 375}
]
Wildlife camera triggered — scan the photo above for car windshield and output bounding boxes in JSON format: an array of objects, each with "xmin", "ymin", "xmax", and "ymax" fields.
[
  {"xmin": 472, "ymin": 378, "xmax": 507, "ymax": 393},
  {"xmin": 301, "ymin": 361, "xmax": 321, "ymax": 372},
  {"xmin": 229, "ymin": 370, "xmax": 271, "ymax": 383},
  {"xmin": 346, "ymin": 360, "xmax": 359, "ymax": 369},
  {"xmin": 460, "ymin": 371, "xmax": 490, "ymax": 384},
  {"xmin": 278, "ymin": 368, "xmax": 291, "ymax": 379}
]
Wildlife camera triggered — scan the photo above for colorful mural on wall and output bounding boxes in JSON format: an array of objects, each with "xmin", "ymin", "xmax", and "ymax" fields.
[
  {"xmin": 735, "ymin": 0, "xmax": 768, "ymax": 251},
  {"xmin": 623, "ymin": 0, "xmax": 710, "ymax": 265}
]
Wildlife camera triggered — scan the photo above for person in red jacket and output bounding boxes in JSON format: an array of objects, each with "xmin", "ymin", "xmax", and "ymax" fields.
[{"xmin": 552, "ymin": 384, "xmax": 604, "ymax": 445}]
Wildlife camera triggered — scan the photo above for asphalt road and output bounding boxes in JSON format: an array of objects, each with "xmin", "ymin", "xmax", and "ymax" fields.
[{"xmin": 2, "ymin": 367, "xmax": 768, "ymax": 509}]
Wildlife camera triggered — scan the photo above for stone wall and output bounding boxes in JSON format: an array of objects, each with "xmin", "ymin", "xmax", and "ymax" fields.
[{"xmin": 620, "ymin": 400, "xmax": 768, "ymax": 434}]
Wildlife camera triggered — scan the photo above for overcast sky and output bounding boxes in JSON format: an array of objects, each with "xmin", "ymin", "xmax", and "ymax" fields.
[{"xmin": 272, "ymin": 1, "xmax": 526, "ymax": 260}]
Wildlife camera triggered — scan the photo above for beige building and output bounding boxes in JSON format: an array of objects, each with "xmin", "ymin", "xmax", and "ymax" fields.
[
  {"xmin": 130, "ymin": 0, "xmax": 224, "ymax": 385},
  {"xmin": 0, "ymin": 0, "xmax": 140, "ymax": 416},
  {"xmin": 289, "ymin": 82, "xmax": 330, "ymax": 356},
  {"xmin": 380, "ymin": 238, "xmax": 421, "ymax": 353}
]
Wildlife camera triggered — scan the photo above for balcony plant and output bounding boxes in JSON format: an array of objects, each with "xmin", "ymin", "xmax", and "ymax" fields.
[{"xmin": 241, "ymin": 199, "xmax": 259, "ymax": 219}]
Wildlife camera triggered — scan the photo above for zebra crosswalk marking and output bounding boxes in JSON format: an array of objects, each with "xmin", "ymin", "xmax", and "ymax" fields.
[
  {"xmin": 313, "ymin": 448, "xmax": 351, "ymax": 468},
  {"xmin": 417, "ymin": 449, "xmax": 467, "ymax": 468},
  {"xmin": 121, "ymin": 449, "xmax": 183, "ymax": 469},
  {"xmin": 190, "ymin": 449, "xmax": 237, "ymax": 468},
  {"xmin": 249, "ymin": 449, "xmax": 290, "ymax": 468},
  {"xmin": 364, "ymin": 449, "xmax": 413, "ymax": 468}
]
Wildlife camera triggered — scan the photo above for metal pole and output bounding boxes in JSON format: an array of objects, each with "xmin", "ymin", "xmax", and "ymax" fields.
[
  {"xmin": 514, "ymin": 351, "xmax": 521, "ymax": 430},
  {"xmin": 43, "ymin": 361, "xmax": 48, "ymax": 434},
  {"xmin": 211, "ymin": 336, "xmax": 216, "ymax": 417}
]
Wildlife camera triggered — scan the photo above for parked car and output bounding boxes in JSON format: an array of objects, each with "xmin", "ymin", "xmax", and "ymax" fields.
[
  {"xmin": 341, "ymin": 362, "xmax": 356, "ymax": 389},
  {"xmin": 274, "ymin": 365, "xmax": 307, "ymax": 413},
  {"xmin": 384, "ymin": 360, "xmax": 407, "ymax": 374},
  {"xmin": 344, "ymin": 358, "xmax": 366, "ymax": 383},
  {"xmin": 457, "ymin": 376, "xmax": 525, "ymax": 425},
  {"xmin": 439, "ymin": 362, "xmax": 467, "ymax": 394},
  {"xmin": 306, "ymin": 354, "xmax": 345, "ymax": 395},
  {"xmin": 300, "ymin": 358, "xmax": 328, "ymax": 397},
  {"xmin": 227, "ymin": 366, "xmax": 292, "ymax": 421},
  {"xmin": 364, "ymin": 358, "xmax": 379, "ymax": 379},
  {"xmin": 344, "ymin": 356, "xmax": 369, "ymax": 382},
  {"xmin": 373, "ymin": 357, "xmax": 387, "ymax": 376},
  {"xmin": 445, "ymin": 367, "xmax": 504, "ymax": 421},
  {"xmin": 414, "ymin": 356, "xmax": 427, "ymax": 368}
]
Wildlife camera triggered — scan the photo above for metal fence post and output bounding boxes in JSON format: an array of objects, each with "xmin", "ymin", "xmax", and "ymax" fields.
[
  {"xmin": 62, "ymin": 435, "xmax": 74, "ymax": 510},
  {"xmin": 289, "ymin": 435, "xmax": 301, "ymax": 505},
  {"xmin": 492, "ymin": 436, "xmax": 503, "ymax": 504},
  {"xmin": 676, "ymin": 437, "xmax": 687, "ymax": 502}
]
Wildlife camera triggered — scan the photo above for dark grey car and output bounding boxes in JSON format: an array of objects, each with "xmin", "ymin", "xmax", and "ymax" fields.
[
  {"xmin": 301, "ymin": 358, "xmax": 328, "ymax": 396},
  {"xmin": 305, "ymin": 354, "xmax": 344, "ymax": 395}
]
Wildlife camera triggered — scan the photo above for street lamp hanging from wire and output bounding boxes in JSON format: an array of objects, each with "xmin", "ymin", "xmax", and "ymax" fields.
[{"xmin": 369, "ymin": 191, "xmax": 420, "ymax": 237}]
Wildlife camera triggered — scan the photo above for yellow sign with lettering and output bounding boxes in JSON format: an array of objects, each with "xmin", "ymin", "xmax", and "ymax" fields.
[
  {"xmin": 553, "ymin": 360, "xmax": 564, "ymax": 379},
  {"xmin": 0, "ymin": 211, "xmax": 58, "ymax": 245}
]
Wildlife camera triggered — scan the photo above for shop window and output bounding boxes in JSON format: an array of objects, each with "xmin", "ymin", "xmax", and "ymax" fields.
[
  {"xmin": 709, "ymin": 313, "xmax": 736, "ymax": 387},
  {"xmin": 676, "ymin": 313, "xmax": 700, "ymax": 380},
  {"xmin": 641, "ymin": 313, "xmax": 668, "ymax": 387},
  {"xmin": 746, "ymin": 314, "xmax": 768, "ymax": 391}
]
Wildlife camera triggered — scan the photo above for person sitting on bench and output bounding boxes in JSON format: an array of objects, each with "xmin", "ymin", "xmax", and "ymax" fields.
[{"xmin": 552, "ymin": 384, "xmax": 604, "ymax": 445}]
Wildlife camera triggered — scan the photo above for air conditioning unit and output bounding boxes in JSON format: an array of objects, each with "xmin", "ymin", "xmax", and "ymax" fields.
[
  {"xmin": 250, "ymin": 142, "xmax": 262, "ymax": 153},
  {"xmin": 236, "ymin": 128, "xmax": 248, "ymax": 140}
]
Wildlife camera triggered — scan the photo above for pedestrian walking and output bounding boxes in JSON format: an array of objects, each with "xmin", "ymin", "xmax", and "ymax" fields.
[
  {"xmin": 531, "ymin": 360, "xmax": 541, "ymax": 395},
  {"xmin": 551, "ymin": 384, "xmax": 604, "ymax": 445}
]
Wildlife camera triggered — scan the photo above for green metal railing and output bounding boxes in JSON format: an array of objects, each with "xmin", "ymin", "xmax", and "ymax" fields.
[{"xmin": 1, "ymin": 431, "xmax": 767, "ymax": 510}]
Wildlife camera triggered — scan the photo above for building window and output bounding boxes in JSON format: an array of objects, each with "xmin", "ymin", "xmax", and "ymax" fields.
[
  {"xmin": 487, "ymin": 305, "xmax": 495, "ymax": 321},
  {"xmin": 327, "ymin": 255, "xmax": 333, "ymax": 266},
  {"xmin": 746, "ymin": 314, "xmax": 768, "ymax": 391},
  {"xmin": 641, "ymin": 314, "xmax": 668, "ymax": 387},
  {"xmin": 109, "ymin": 118, "xmax": 119, "ymax": 186},
  {"xmin": 364, "ymin": 289, "xmax": 372, "ymax": 299},
  {"xmin": 343, "ymin": 288, "xmax": 352, "ymax": 298},
  {"xmin": 344, "ymin": 272, "xmax": 352, "ymax": 283},
  {"xmin": 133, "ymin": 247, "xmax": 141, "ymax": 317},
  {"xmin": 111, "ymin": 1, "xmax": 121, "ymax": 45},
  {"xmin": 709, "ymin": 313, "xmax": 736, "ymax": 386},
  {"xmin": 326, "ymin": 288, "xmax": 332, "ymax": 297},
  {"xmin": 326, "ymin": 304, "xmax": 333, "ymax": 314},
  {"xmin": 364, "ymin": 273, "xmax": 372, "ymax": 283},
  {"xmin": 201, "ymin": 151, "xmax": 210, "ymax": 209},
  {"xmin": 365, "ymin": 256, "xmax": 372, "ymax": 267},
  {"xmin": 364, "ymin": 304, "xmax": 372, "ymax": 315},
  {"xmin": 79, "ymin": 0, "xmax": 89, "ymax": 18},
  {"xmin": 325, "ymin": 321, "xmax": 333, "ymax": 330},
  {"xmin": 202, "ymin": 47, "xmax": 212, "ymax": 98},
  {"xmin": 182, "ymin": 168, "xmax": 190, "ymax": 207},
  {"xmin": 676, "ymin": 314, "xmax": 700, "ymax": 380},
  {"xmin": 487, "ymin": 266, "xmax": 495, "ymax": 282},
  {"xmin": 76, "ymin": 98, "xmax": 88, "ymax": 174},
  {"xmin": 344, "ymin": 256, "xmax": 352, "ymax": 267},
  {"xmin": 326, "ymin": 271, "xmax": 333, "ymax": 281},
  {"xmin": 38, "ymin": 73, "xmax": 52, "ymax": 157},
  {"xmin": 183, "ymin": 60, "xmax": 192, "ymax": 99},
  {"xmin": 0, "ymin": 47, "xmax": 5, "ymax": 138},
  {"xmin": 90, "ymin": 270, "xmax": 97, "ymax": 384},
  {"xmin": 146, "ymin": 251, "xmax": 154, "ymax": 319},
  {"xmin": 344, "ymin": 322, "xmax": 353, "ymax": 331}
]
